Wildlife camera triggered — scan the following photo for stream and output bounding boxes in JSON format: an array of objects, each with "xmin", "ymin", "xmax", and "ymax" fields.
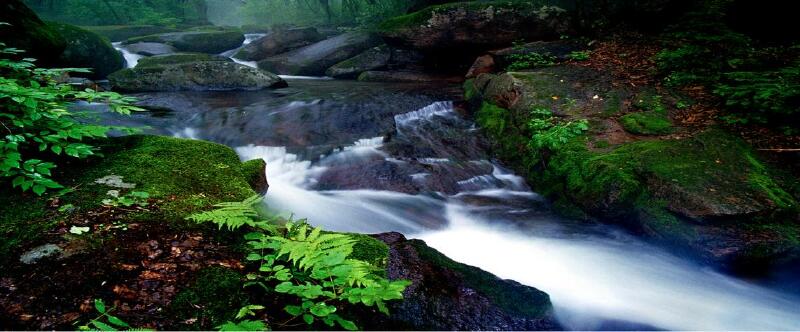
[{"xmin": 105, "ymin": 41, "xmax": 800, "ymax": 330}]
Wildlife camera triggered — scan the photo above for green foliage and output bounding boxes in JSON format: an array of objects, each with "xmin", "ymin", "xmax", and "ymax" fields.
[
  {"xmin": 101, "ymin": 191, "xmax": 150, "ymax": 207},
  {"xmin": 187, "ymin": 196, "xmax": 409, "ymax": 331},
  {"xmin": 0, "ymin": 44, "xmax": 141, "ymax": 195},
  {"xmin": 209, "ymin": 0, "xmax": 411, "ymax": 27},
  {"xmin": 568, "ymin": 50, "xmax": 591, "ymax": 61},
  {"xmin": 78, "ymin": 299, "xmax": 151, "ymax": 331},
  {"xmin": 620, "ymin": 112, "xmax": 673, "ymax": 135},
  {"xmin": 506, "ymin": 52, "xmax": 556, "ymax": 71},
  {"xmin": 217, "ymin": 320, "xmax": 268, "ymax": 332},
  {"xmin": 714, "ymin": 64, "xmax": 800, "ymax": 123},
  {"xmin": 24, "ymin": 0, "xmax": 208, "ymax": 26},
  {"xmin": 527, "ymin": 108, "xmax": 589, "ymax": 152}
]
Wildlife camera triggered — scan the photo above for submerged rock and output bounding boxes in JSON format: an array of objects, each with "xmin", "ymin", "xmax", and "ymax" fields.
[
  {"xmin": 234, "ymin": 27, "xmax": 324, "ymax": 61},
  {"xmin": 124, "ymin": 29, "xmax": 244, "ymax": 54},
  {"xmin": 257, "ymin": 31, "xmax": 381, "ymax": 76},
  {"xmin": 49, "ymin": 22, "xmax": 125, "ymax": 79},
  {"xmin": 125, "ymin": 42, "xmax": 177, "ymax": 56},
  {"xmin": 326, "ymin": 45, "xmax": 392, "ymax": 79},
  {"xmin": 379, "ymin": 2, "xmax": 573, "ymax": 53},
  {"xmin": 367, "ymin": 232, "xmax": 560, "ymax": 330},
  {"xmin": 109, "ymin": 61, "xmax": 287, "ymax": 92}
]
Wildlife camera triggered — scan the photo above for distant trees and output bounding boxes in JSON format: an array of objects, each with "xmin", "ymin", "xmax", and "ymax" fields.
[{"xmin": 23, "ymin": 0, "xmax": 209, "ymax": 26}]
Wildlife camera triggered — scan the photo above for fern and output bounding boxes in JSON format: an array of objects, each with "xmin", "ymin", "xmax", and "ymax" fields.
[
  {"xmin": 187, "ymin": 196, "xmax": 410, "ymax": 331},
  {"xmin": 187, "ymin": 195, "xmax": 272, "ymax": 230}
]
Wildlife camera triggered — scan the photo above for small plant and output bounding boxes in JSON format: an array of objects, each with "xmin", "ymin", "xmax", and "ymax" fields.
[
  {"xmin": 188, "ymin": 196, "xmax": 410, "ymax": 331},
  {"xmin": 568, "ymin": 50, "xmax": 591, "ymax": 61},
  {"xmin": 78, "ymin": 299, "xmax": 150, "ymax": 331},
  {"xmin": 102, "ymin": 191, "xmax": 150, "ymax": 207},
  {"xmin": 506, "ymin": 52, "xmax": 556, "ymax": 71},
  {"xmin": 527, "ymin": 108, "xmax": 589, "ymax": 152}
]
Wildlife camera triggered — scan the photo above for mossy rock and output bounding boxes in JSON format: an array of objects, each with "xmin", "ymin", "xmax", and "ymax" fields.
[
  {"xmin": 135, "ymin": 53, "xmax": 231, "ymax": 68},
  {"xmin": 469, "ymin": 68, "xmax": 800, "ymax": 266},
  {"xmin": 619, "ymin": 111, "xmax": 673, "ymax": 135},
  {"xmin": 124, "ymin": 29, "xmax": 244, "ymax": 54},
  {"xmin": 109, "ymin": 61, "xmax": 286, "ymax": 92},
  {"xmin": 81, "ymin": 25, "xmax": 179, "ymax": 42},
  {"xmin": 171, "ymin": 266, "xmax": 247, "ymax": 329},
  {"xmin": 0, "ymin": 135, "xmax": 265, "ymax": 260},
  {"xmin": 0, "ymin": 0, "xmax": 65, "ymax": 65},
  {"xmin": 48, "ymin": 22, "xmax": 124, "ymax": 79},
  {"xmin": 326, "ymin": 45, "xmax": 391, "ymax": 79}
]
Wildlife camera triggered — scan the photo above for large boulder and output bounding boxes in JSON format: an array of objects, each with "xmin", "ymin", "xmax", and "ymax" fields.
[
  {"xmin": 0, "ymin": 0, "xmax": 65, "ymax": 65},
  {"xmin": 379, "ymin": 2, "xmax": 573, "ymax": 54},
  {"xmin": 124, "ymin": 29, "xmax": 244, "ymax": 54},
  {"xmin": 82, "ymin": 25, "xmax": 179, "ymax": 42},
  {"xmin": 257, "ymin": 31, "xmax": 381, "ymax": 76},
  {"xmin": 234, "ymin": 27, "xmax": 324, "ymax": 61},
  {"xmin": 357, "ymin": 70, "xmax": 461, "ymax": 83},
  {"xmin": 326, "ymin": 45, "xmax": 391, "ymax": 78},
  {"xmin": 108, "ymin": 61, "xmax": 287, "ymax": 92},
  {"xmin": 466, "ymin": 67, "xmax": 800, "ymax": 269},
  {"xmin": 125, "ymin": 42, "xmax": 177, "ymax": 56},
  {"xmin": 48, "ymin": 22, "xmax": 124, "ymax": 79},
  {"xmin": 365, "ymin": 232, "xmax": 560, "ymax": 330}
]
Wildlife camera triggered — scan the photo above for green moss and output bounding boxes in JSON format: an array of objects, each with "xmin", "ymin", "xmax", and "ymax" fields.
[
  {"xmin": 240, "ymin": 159, "xmax": 267, "ymax": 192},
  {"xmin": 348, "ymin": 233, "xmax": 389, "ymax": 272},
  {"xmin": 619, "ymin": 111, "xmax": 673, "ymax": 135},
  {"xmin": 171, "ymin": 266, "xmax": 246, "ymax": 329},
  {"xmin": 48, "ymin": 22, "xmax": 124, "ymax": 78},
  {"xmin": 136, "ymin": 53, "xmax": 230, "ymax": 68},
  {"xmin": 0, "ymin": 135, "xmax": 259, "ymax": 260},
  {"xmin": 0, "ymin": 0, "xmax": 65, "ymax": 64},
  {"xmin": 409, "ymin": 239, "xmax": 552, "ymax": 318}
]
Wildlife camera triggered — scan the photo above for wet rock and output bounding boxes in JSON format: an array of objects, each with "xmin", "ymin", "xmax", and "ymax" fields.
[
  {"xmin": 466, "ymin": 55, "xmax": 496, "ymax": 78},
  {"xmin": 379, "ymin": 2, "xmax": 573, "ymax": 53},
  {"xmin": 123, "ymin": 29, "xmax": 244, "ymax": 54},
  {"xmin": 125, "ymin": 42, "xmax": 177, "ymax": 56},
  {"xmin": 234, "ymin": 27, "xmax": 324, "ymax": 61},
  {"xmin": 326, "ymin": 45, "xmax": 392, "ymax": 79},
  {"xmin": 357, "ymin": 70, "xmax": 462, "ymax": 83},
  {"xmin": 20, "ymin": 244, "xmax": 63, "ymax": 264},
  {"xmin": 257, "ymin": 31, "xmax": 381, "ymax": 76},
  {"xmin": 109, "ymin": 61, "xmax": 287, "ymax": 92},
  {"xmin": 49, "ymin": 22, "xmax": 125, "ymax": 79},
  {"xmin": 366, "ymin": 232, "xmax": 560, "ymax": 330}
]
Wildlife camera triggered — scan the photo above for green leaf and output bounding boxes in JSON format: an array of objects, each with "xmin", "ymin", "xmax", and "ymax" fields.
[
  {"xmin": 284, "ymin": 305, "xmax": 303, "ymax": 316},
  {"xmin": 91, "ymin": 320, "xmax": 117, "ymax": 331},
  {"xmin": 94, "ymin": 299, "xmax": 107, "ymax": 314},
  {"xmin": 106, "ymin": 315, "xmax": 131, "ymax": 328},
  {"xmin": 302, "ymin": 314, "xmax": 314, "ymax": 325}
]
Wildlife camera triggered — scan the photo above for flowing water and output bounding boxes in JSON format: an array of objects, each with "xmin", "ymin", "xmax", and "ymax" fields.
[{"xmin": 90, "ymin": 77, "xmax": 800, "ymax": 330}]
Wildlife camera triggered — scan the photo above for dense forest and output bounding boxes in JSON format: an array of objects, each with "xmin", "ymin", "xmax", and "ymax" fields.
[{"xmin": 1, "ymin": 0, "xmax": 799, "ymax": 331}]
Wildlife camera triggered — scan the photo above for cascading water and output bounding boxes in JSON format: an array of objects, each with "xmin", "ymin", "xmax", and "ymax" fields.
[
  {"xmin": 112, "ymin": 42, "xmax": 143, "ymax": 68},
  {"xmin": 106, "ymin": 79, "xmax": 800, "ymax": 330},
  {"xmin": 223, "ymin": 33, "xmax": 266, "ymax": 68}
]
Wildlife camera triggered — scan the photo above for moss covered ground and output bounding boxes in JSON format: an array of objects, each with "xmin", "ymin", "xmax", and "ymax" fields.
[{"xmin": 0, "ymin": 135, "xmax": 263, "ymax": 260}]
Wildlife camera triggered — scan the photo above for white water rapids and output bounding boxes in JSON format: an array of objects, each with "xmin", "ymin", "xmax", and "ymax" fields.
[{"xmin": 226, "ymin": 101, "xmax": 800, "ymax": 330}]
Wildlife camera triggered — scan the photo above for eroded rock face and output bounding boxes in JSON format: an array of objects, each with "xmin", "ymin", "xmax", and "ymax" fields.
[
  {"xmin": 379, "ymin": 2, "xmax": 573, "ymax": 53},
  {"xmin": 234, "ymin": 27, "xmax": 324, "ymax": 61},
  {"xmin": 367, "ymin": 232, "xmax": 561, "ymax": 331},
  {"xmin": 257, "ymin": 31, "xmax": 381, "ymax": 76},
  {"xmin": 109, "ymin": 61, "xmax": 286, "ymax": 92}
]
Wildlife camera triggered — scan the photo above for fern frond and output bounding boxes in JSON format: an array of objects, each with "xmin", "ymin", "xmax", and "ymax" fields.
[{"xmin": 186, "ymin": 195, "xmax": 265, "ymax": 230}]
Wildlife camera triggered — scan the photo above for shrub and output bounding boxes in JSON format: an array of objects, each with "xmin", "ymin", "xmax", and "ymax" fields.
[
  {"xmin": 0, "ymin": 43, "xmax": 141, "ymax": 195},
  {"xmin": 714, "ymin": 64, "xmax": 800, "ymax": 123},
  {"xmin": 506, "ymin": 52, "xmax": 556, "ymax": 71}
]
